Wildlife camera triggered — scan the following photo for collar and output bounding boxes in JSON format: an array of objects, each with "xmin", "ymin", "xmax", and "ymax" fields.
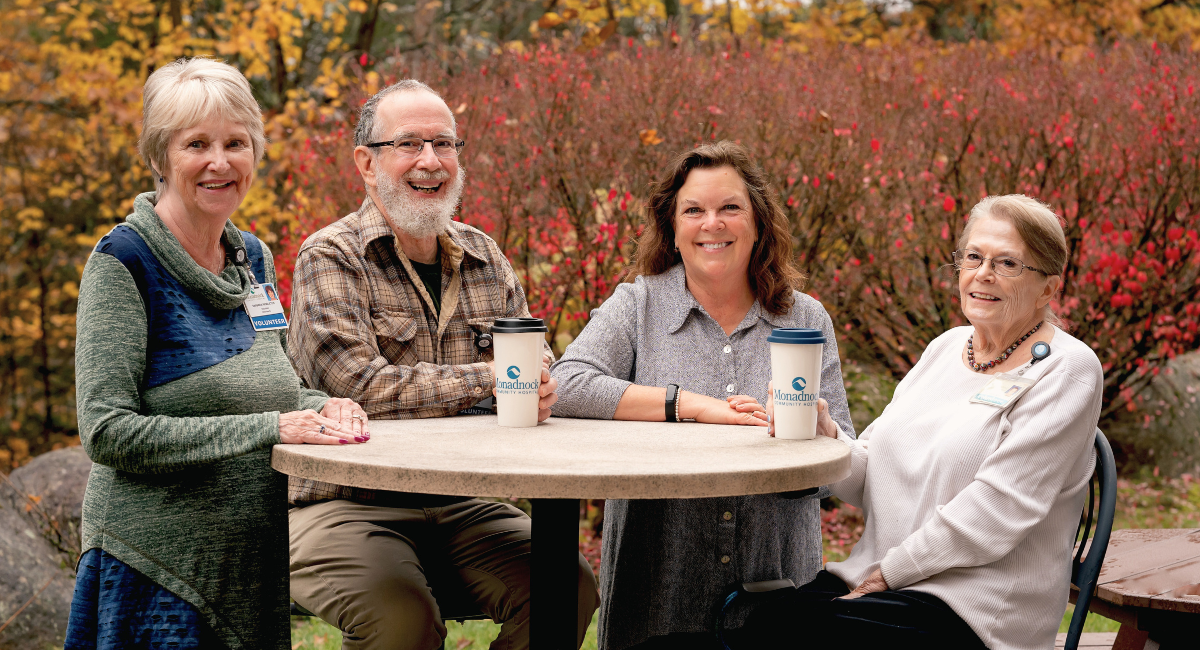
[
  {"xmin": 355, "ymin": 195, "xmax": 489, "ymax": 267},
  {"xmin": 662, "ymin": 263, "xmax": 790, "ymax": 335}
]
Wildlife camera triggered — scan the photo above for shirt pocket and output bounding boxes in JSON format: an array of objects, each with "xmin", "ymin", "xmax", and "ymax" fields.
[{"xmin": 371, "ymin": 307, "xmax": 421, "ymax": 367}]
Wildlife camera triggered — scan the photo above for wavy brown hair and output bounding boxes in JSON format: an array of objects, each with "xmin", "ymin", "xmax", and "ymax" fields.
[{"xmin": 628, "ymin": 140, "xmax": 804, "ymax": 315}]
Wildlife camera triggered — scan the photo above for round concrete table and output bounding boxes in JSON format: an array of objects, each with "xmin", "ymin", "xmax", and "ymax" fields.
[{"xmin": 273, "ymin": 415, "xmax": 850, "ymax": 649}]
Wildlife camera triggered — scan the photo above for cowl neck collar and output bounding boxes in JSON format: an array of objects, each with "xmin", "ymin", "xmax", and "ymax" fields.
[{"xmin": 124, "ymin": 192, "xmax": 253, "ymax": 311}]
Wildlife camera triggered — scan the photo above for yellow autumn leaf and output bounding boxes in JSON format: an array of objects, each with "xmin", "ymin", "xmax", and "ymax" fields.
[{"xmin": 638, "ymin": 128, "xmax": 664, "ymax": 146}]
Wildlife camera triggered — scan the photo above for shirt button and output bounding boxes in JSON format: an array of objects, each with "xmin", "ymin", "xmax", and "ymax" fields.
[
  {"xmin": 474, "ymin": 387, "xmax": 483, "ymax": 394},
  {"xmin": 722, "ymin": 511, "xmax": 732, "ymax": 521},
  {"xmin": 721, "ymin": 555, "xmax": 731, "ymax": 564},
  {"xmin": 726, "ymin": 384, "xmax": 735, "ymax": 393},
  {"xmin": 723, "ymin": 345, "xmax": 732, "ymax": 354}
]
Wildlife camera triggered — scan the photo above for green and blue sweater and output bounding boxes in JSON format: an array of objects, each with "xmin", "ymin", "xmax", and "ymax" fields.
[{"xmin": 75, "ymin": 192, "xmax": 328, "ymax": 649}]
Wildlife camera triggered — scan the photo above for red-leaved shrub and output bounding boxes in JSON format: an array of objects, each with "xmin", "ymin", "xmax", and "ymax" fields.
[{"xmin": 275, "ymin": 40, "xmax": 1200, "ymax": 425}]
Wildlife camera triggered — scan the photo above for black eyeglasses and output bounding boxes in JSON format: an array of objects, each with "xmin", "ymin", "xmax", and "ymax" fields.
[
  {"xmin": 952, "ymin": 249, "xmax": 1048, "ymax": 277},
  {"xmin": 363, "ymin": 137, "xmax": 466, "ymax": 158}
]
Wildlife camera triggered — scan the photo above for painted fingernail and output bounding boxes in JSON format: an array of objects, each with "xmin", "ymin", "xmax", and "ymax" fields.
[
  {"xmin": 339, "ymin": 439, "xmax": 348, "ymax": 444},
  {"xmin": 354, "ymin": 436, "xmax": 365, "ymax": 442}
]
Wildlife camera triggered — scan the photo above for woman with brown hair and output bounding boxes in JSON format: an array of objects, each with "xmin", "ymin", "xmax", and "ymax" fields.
[{"xmin": 551, "ymin": 140, "xmax": 854, "ymax": 650}]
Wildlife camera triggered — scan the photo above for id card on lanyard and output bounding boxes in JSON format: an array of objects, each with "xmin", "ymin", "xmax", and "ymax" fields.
[
  {"xmin": 244, "ymin": 283, "xmax": 289, "ymax": 331},
  {"xmin": 228, "ymin": 242, "xmax": 289, "ymax": 331}
]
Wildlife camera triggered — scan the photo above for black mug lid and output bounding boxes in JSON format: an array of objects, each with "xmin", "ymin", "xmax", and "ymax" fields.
[{"xmin": 491, "ymin": 317, "xmax": 547, "ymax": 334}]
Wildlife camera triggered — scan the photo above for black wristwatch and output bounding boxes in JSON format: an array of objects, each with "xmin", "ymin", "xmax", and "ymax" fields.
[{"xmin": 665, "ymin": 384, "xmax": 680, "ymax": 422}]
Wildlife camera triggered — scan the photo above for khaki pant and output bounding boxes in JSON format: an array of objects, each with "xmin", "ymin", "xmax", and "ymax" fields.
[{"xmin": 289, "ymin": 499, "xmax": 598, "ymax": 650}]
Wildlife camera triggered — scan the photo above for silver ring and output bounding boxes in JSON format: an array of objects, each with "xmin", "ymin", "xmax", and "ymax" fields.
[
  {"xmin": 319, "ymin": 425, "xmax": 326, "ymax": 434},
  {"xmin": 352, "ymin": 415, "xmax": 363, "ymax": 421}
]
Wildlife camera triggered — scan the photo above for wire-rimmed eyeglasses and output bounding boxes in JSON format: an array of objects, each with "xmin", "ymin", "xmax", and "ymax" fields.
[
  {"xmin": 952, "ymin": 249, "xmax": 1048, "ymax": 277},
  {"xmin": 364, "ymin": 137, "xmax": 466, "ymax": 158}
]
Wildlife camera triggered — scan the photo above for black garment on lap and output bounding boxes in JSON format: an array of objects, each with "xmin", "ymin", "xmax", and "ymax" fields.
[
  {"xmin": 738, "ymin": 570, "xmax": 988, "ymax": 649},
  {"xmin": 625, "ymin": 632, "xmax": 726, "ymax": 650}
]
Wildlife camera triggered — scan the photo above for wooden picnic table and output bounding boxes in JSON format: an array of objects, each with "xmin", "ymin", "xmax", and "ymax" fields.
[{"xmin": 1071, "ymin": 528, "xmax": 1199, "ymax": 650}]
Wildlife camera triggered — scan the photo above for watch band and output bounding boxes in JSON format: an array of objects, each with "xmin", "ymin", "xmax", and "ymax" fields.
[
  {"xmin": 665, "ymin": 384, "xmax": 679, "ymax": 422},
  {"xmin": 665, "ymin": 384, "xmax": 680, "ymax": 422}
]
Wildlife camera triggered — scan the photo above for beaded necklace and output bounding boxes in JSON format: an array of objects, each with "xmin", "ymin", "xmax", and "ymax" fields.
[{"xmin": 967, "ymin": 321, "xmax": 1042, "ymax": 372}]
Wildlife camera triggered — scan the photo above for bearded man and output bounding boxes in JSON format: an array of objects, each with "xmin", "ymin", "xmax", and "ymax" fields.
[{"xmin": 286, "ymin": 80, "xmax": 598, "ymax": 650}]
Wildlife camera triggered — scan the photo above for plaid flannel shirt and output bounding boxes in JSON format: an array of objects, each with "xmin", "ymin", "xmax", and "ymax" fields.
[{"xmin": 286, "ymin": 196, "xmax": 551, "ymax": 506}]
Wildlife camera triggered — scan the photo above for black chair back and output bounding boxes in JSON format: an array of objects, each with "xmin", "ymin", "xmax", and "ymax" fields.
[{"xmin": 1064, "ymin": 428, "xmax": 1117, "ymax": 650}]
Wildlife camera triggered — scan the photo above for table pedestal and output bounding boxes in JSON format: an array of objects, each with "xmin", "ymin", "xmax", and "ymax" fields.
[{"xmin": 532, "ymin": 498, "xmax": 582, "ymax": 650}]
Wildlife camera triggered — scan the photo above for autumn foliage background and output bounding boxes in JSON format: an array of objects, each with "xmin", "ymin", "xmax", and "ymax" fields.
[{"xmin": 3, "ymin": 0, "xmax": 1200, "ymax": 477}]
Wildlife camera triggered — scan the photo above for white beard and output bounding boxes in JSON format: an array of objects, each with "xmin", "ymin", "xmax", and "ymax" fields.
[{"xmin": 375, "ymin": 165, "xmax": 466, "ymax": 239}]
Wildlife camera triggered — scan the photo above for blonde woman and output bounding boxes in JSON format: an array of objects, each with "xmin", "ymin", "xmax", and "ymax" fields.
[{"xmin": 64, "ymin": 58, "xmax": 367, "ymax": 649}]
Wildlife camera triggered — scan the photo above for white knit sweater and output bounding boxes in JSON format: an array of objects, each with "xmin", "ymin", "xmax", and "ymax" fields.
[{"xmin": 827, "ymin": 325, "xmax": 1103, "ymax": 650}]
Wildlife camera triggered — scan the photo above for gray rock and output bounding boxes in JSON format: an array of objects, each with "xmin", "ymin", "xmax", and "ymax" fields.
[
  {"xmin": 0, "ymin": 448, "xmax": 91, "ymax": 650},
  {"xmin": 4, "ymin": 447, "xmax": 92, "ymax": 561}
]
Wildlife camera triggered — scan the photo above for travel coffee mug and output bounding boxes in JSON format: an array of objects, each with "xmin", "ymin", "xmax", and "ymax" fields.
[
  {"xmin": 768, "ymin": 328, "xmax": 825, "ymax": 440},
  {"xmin": 491, "ymin": 317, "xmax": 548, "ymax": 428}
]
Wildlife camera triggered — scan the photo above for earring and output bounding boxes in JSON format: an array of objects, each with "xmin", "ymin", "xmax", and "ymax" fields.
[{"xmin": 159, "ymin": 176, "xmax": 164, "ymax": 183}]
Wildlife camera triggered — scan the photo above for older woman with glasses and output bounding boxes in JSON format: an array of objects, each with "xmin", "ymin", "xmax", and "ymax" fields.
[
  {"xmin": 65, "ymin": 58, "xmax": 367, "ymax": 650},
  {"xmin": 743, "ymin": 194, "xmax": 1104, "ymax": 650}
]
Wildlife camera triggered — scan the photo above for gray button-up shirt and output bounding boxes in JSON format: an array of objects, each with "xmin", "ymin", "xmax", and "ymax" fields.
[{"xmin": 552, "ymin": 264, "xmax": 855, "ymax": 650}]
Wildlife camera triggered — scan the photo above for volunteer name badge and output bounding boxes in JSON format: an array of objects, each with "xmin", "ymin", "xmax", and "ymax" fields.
[
  {"xmin": 969, "ymin": 373, "xmax": 1035, "ymax": 408},
  {"xmin": 244, "ymin": 283, "xmax": 289, "ymax": 331}
]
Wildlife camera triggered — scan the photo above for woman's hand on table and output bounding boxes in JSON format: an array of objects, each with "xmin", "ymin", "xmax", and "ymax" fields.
[
  {"xmin": 681, "ymin": 391, "xmax": 768, "ymax": 426},
  {"xmin": 279, "ymin": 398, "xmax": 369, "ymax": 445},
  {"xmin": 765, "ymin": 381, "xmax": 839, "ymax": 439},
  {"xmin": 839, "ymin": 568, "xmax": 889, "ymax": 599}
]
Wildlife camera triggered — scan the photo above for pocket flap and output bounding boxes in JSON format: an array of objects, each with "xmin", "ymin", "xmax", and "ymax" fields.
[{"xmin": 371, "ymin": 308, "xmax": 418, "ymax": 342}]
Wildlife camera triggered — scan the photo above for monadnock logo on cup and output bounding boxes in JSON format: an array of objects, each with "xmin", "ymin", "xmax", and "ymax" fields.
[
  {"xmin": 776, "ymin": 376, "xmax": 817, "ymax": 404},
  {"xmin": 497, "ymin": 365, "xmax": 539, "ymax": 392}
]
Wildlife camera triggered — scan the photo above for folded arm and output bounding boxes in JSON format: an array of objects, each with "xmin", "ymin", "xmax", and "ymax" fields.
[{"xmin": 287, "ymin": 243, "xmax": 548, "ymax": 418}]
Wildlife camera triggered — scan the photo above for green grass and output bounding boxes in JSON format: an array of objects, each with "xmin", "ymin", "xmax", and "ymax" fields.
[
  {"xmin": 292, "ymin": 607, "xmax": 1121, "ymax": 647},
  {"xmin": 1059, "ymin": 604, "xmax": 1122, "ymax": 634},
  {"xmin": 290, "ymin": 616, "xmax": 599, "ymax": 650}
]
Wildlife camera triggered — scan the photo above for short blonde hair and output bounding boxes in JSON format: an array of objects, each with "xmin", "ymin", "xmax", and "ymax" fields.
[
  {"xmin": 138, "ymin": 58, "xmax": 265, "ymax": 180},
  {"xmin": 959, "ymin": 194, "xmax": 1068, "ymax": 325}
]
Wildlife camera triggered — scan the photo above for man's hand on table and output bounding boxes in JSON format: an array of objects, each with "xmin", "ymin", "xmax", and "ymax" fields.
[
  {"xmin": 537, "ymin": 360, "xmax": 558, "ymax": 422},
  {"xmin": 765, "ymin": 381, "xmax": 839, "ymax": 439}
]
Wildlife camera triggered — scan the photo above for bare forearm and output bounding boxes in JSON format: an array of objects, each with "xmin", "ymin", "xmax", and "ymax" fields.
[
  {"xmin": 613, "ymin": 385, "xmax": 758, "ymax": 424},
  {"xmin": 613, "ymin": 384, "xmax": 671, "ymax": 421}
]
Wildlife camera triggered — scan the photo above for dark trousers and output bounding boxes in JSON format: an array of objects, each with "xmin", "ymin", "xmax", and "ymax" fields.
[
  {"xmin": 737, "ymin": 570, "xmax": 988, "ymax": 649},
  {"xmin": 625, "ymin": 632, "xmax": 725, "ymax": 650}
]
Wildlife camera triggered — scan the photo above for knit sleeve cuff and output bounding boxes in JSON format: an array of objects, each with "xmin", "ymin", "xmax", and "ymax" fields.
[{"xmin": 880, "ymin": 545, "xmax": 925, "ymax": 590}]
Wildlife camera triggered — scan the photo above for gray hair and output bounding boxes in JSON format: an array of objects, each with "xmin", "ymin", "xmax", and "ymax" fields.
[
  {"xmin": 354, "ymin": 79, "xmax": 448, "ymax": 148},
  {"xmin": 959, "ymin": 194, "xmax": 1068, "ymax": 326},
  {"xmin": 139, "ymin": 57, "xmax": 265, "ymax": 180}
]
